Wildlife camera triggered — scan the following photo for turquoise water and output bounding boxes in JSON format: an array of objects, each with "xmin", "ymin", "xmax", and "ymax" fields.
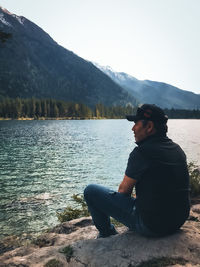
[{"xmin": 0, "ymin": 119, "xmax": 199, "ymax": 238}]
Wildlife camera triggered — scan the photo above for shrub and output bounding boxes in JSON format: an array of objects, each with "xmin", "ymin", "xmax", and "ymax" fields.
[
  {"xmin": 188, "ymin": 162, "xmax": 200, "ymax": 197},
  {"xmin": 56, "ymin": 194, "xmax": 89, "ymax": 223}
]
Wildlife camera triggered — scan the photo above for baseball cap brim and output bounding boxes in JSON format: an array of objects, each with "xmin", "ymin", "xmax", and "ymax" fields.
[{"xmin": 126, "ymin": 115, "xmax": 138, "ymax": 122}]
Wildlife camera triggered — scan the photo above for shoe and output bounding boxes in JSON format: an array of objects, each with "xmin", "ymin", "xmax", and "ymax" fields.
[{"xmin": 96, "ymin": 227, "xmax": 119, "ymax": 239}]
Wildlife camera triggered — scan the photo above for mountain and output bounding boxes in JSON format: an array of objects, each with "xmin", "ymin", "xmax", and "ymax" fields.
[
  {"xmin": 0, "ymin": 7, "xmax": 137, "ymax": 107},
  {"xmin": 93, "ymin": 63, "xmax": 200, "ymax": 109}
]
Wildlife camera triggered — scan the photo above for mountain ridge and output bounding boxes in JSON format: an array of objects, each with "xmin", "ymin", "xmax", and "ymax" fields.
[
  {"xmin": 0, "ymin": 7, "xmax": 137, "ymax": 107},
  {"xmin": 1, "ymin": 6, "xmax": 199, "ymax": 110},
  {"xmin": 93, "ymin": 63, "xmax": 200, "ymax": 109}
]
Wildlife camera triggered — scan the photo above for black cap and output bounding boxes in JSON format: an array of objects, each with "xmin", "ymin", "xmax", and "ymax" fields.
[{"xmin": 126, "ymin": 104, "xmax": 168, "ymax": 124}]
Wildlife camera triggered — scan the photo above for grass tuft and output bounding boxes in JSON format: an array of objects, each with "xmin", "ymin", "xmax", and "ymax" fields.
[
  {"xmin": 44, "ymin": 258, "xmax": 63, "ymax": 267},
  {"xmin": 59, "ymin": 245, "xmax": 73, "ymax": 262}
]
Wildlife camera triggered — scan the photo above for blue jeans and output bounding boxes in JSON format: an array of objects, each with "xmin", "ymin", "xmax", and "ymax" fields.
[{"xmin": 84, "ymin": 184, "xmax": 156, "ymax": 237}]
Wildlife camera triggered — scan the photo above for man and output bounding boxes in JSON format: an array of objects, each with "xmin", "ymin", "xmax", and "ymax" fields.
[{"xmin": 84, "ymin": 104, "xmax": 190, "ymax": 238}]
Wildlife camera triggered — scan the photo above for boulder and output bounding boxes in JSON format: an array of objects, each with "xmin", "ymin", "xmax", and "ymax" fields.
[{"xmin": 0, "ymin": 206, "xmax": 200, "ymax": 267}]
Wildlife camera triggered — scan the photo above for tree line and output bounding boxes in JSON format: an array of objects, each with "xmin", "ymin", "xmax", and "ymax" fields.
[
  {"xmin": 0, "ymin": 97, "xmax": 136, "ymax": 119},
  {"xmin": 164, "ymin": 108, "xmax": 200, "ymax": 119},
  {"xmin": 0, "ymin": 97, "xmax": 200, "ymax": 119}
]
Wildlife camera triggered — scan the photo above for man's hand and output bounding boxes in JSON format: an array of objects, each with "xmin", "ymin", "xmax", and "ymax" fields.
[{"xmin": 118, "ymin": 175, "xmax": 137, "ymax": 196}]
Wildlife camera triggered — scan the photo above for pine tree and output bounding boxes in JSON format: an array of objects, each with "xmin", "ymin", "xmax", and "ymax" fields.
[
  {"xmin": 30, "ymin": 98, "xmax": 36, "ymax": 118},
  {"xmin": 35, "ymin": 100, "xmax": 42, "ymax": 118},
  {"xmin": 52, "ymin": 102, "xmax": 59, "ymax": 117},
  {"xmin": 41, "ymin": 100, "xmax": 47, "ymax": 117},
  {"xmin": 15, "ymin": 98, "xmax": 22, "ymax": 118},
  {"xmin": 57, "ymin": 101, "xmax": 65, "ymax": 117},
  {"xmin": 95, "ymin": 104, "xmax": 100, "ymax": 118}
]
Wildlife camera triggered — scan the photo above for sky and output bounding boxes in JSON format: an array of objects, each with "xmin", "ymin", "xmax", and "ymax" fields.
[{"xmin": 0, "ymin": 0, "xmax": 200, "ymax": 94}]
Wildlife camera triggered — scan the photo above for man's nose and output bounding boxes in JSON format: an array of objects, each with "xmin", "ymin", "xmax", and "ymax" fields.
[{"xmin": 132, "ymin": 125, "xmax": 135, "ymax": 131}]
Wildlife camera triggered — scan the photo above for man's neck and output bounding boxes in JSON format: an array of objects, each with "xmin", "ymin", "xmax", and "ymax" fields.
[{"xmin": 136, "ymin": 132, "xmax": 167, "ymax": 146}]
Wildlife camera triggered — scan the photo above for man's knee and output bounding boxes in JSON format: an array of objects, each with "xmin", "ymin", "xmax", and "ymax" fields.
[{"xmin": 84, "ymin": 184, "xmax": 98, "ymax": 201}]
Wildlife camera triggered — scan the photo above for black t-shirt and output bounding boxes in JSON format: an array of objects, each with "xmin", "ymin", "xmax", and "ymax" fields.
[{"xmin": 125, "ymin": 134, "xmax": 190, "ymax": 235}]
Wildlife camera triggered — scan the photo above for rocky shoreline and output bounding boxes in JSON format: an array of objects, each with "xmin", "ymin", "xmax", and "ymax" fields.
[{"xmin": 0, "ymin": 203, "xmax": 200, "ymax": 267}]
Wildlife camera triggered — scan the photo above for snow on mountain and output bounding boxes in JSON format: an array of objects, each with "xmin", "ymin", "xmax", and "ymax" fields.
[
  {"xmin": 92, "ymin": 62, "xmax": 138, "ymax": 82},
  {"xmin": 0, "ymin": 6, "xmax": 25, "ymax": 26},
  {"xmin": 11, "ymin": 14, "xmax": 25, "ymax": 25},
  {"xmin": 0, "ymin": 13, "xmax": 12, "ymax": 27}
]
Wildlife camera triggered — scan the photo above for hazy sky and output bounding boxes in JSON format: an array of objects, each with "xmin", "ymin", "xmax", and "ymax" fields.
[{"xmin": 1, "ymin": 0, "xmax": 200, "ymax": 94}]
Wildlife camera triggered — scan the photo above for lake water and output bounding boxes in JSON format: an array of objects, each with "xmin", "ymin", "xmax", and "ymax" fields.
[{"xmin": 0, "ymin": 119, "xmax": 199, "ymax": 238}]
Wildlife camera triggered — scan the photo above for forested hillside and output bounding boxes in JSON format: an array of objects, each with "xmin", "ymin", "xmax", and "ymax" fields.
[{"xmin": 0, "ymin": 7, "xmax": 137, "ymax": 108}]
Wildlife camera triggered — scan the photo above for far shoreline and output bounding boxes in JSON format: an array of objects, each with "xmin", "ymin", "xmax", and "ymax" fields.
[
  {"xmin": 0, "ymin": 117, "xmax": 200, "ymax": 121},
  {"xmin": 0, "ymin": 116, "xmax": 109, "ymax": 121}
]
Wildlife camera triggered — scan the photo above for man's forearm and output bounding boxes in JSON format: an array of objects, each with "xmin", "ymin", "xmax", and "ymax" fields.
[
  {"xmin": 118, "ymin": 182, "xmax": 132, "ymax": 196},
  {"xmin": 118, "ymin": 175, "xmax": 137, "ymax": 195}
]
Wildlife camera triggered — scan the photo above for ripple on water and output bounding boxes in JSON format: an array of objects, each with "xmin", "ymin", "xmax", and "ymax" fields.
[{"xmin": 0, "ymin": 119, "xmax": 199, "ymax": 238}]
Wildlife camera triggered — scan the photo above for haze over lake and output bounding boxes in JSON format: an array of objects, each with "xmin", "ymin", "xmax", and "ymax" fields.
[{"xmin": 0, "ymin": 119, "xmax": 199, "ymax": 238}]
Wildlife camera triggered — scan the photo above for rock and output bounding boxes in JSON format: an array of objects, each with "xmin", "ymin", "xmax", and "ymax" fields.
[
  {"xmin": 50, "ymin": 218, "xmax": 93, "ymax": 234},
  {"xmin": 0, "ymin": 236, "xmax": 22, "ymax": 255},
  {"xmin": 0, "ymin": 212, "xmax": 200, "ymax": 267},
  {"xmin": 191, "ymin": 204, "xmax": 200, "ymax": 214}
]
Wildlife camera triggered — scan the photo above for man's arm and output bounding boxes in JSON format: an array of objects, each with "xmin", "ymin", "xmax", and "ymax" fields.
[{"xmin": 118, "ymin": 175, "xmax": 137, "ymax": 196}]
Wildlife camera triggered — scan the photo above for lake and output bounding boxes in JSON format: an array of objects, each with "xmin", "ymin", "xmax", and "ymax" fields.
[{"xmin": 0, "ymin": 119, "xmax": 199, "ymax": 238}]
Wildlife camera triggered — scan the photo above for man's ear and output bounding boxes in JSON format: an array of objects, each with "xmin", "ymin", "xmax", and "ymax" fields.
[{"xmin": 147, "ymin": 121, "xmax": 156, "ymax": 134}]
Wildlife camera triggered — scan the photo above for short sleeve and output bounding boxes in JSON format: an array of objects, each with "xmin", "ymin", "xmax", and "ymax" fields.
[{"xmin": 125, "ymin": 147, "xmax": 150, "ymax": 180}]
